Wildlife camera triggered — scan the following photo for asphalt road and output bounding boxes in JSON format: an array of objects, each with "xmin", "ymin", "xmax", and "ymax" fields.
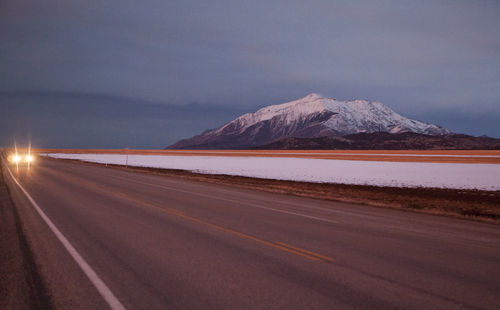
[{"xmin": 3, "ymin": 157, "xmax": 500, "ymax": 309}]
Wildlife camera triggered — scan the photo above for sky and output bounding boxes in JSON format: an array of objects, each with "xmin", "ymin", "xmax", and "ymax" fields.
[{"xmin": 1, "ymin": 0, "xmax": 499, "ymax": 148}]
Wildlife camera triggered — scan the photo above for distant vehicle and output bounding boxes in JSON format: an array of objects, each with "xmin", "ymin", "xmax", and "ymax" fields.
[{"xmin": 7, "ymin": 151, "xmax": 35, "ymax": 166}]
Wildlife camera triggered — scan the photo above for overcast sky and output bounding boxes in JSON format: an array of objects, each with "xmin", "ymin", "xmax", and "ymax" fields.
[{"xmin": 1, "ymin": 0, "xmax": 499, "ymax": 147}]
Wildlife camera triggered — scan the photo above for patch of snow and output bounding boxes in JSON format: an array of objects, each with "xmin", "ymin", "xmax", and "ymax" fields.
[{"xmin": 44, "ymin": 153, "xmax": 500, "ymax": 191}]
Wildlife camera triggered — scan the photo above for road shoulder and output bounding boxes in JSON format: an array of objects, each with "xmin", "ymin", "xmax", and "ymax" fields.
[{"xmin": 0, "ymin": 160, "xmax": 53, "ymax": 310}]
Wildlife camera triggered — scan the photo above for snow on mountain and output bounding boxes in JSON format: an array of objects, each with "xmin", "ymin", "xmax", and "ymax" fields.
[{"xmin": 168, "ymin": 93, "xmax": 450, "ymax": 149}]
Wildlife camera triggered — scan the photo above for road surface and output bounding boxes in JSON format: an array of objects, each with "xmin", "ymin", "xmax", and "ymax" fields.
[{"xmin": 3, "ymin": 157, "xmax": 500, "ymax": 309}]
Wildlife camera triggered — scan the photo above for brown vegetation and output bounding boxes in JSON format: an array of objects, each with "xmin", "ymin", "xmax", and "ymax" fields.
[{"xmin": 35, "ymin": 148, "xmax": 500, "ymax": 164}]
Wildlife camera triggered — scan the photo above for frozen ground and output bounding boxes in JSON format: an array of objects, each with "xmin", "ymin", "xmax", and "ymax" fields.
[{"xmin": 45, "ymin": 153, "xmax": 500, "ymax": 191}]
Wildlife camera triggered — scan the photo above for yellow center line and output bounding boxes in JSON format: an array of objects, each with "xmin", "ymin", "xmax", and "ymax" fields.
[
  {"xmin": 274, "ymin": 241, "xmax": 335, "ymax": 263},
  {"xmin": 43, "ymin": 167, "xmax": 335, "ymax": 263}
]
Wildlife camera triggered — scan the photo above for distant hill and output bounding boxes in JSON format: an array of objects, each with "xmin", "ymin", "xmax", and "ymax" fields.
[
  {"xmin": 168, "ymin": 93, "xmax": 450, "ymax": 149},
  {"xmin": 254, "ymin": 132, "xmax": 500, "ymax": 150}
]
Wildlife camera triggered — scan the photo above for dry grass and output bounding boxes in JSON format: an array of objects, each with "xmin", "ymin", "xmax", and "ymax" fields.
[{"xmin": 34, "ymin": 149, "xmax": 500, "ymax": 164}]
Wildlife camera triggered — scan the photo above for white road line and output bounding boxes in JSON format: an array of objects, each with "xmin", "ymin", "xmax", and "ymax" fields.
[
  {"xmin": 5, "ymin": 165, "xmax": 126, "ymax": 310},
  {"xmin": 104, "ymin": 173, "xmax": 339, "ymax": 225}
]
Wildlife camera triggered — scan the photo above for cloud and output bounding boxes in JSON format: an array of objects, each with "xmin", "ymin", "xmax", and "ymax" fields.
[{"xmin": 1, "ymin": 0, "xmax": 499, "ymax": 139}]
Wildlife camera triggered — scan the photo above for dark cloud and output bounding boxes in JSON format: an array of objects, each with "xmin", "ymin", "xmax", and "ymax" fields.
[
  {"xmin": 0, "ymin": 91, "xmax": 247, "ymax": 148},
  {"xmin": 1, "ymin": 0, "xmax": 499, "ymax": 146}
]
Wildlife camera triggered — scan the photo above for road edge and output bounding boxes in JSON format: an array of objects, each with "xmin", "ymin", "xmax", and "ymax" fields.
[{"xmin": 0, "ymin": 156, "xmax": 54, "ymax": 310}]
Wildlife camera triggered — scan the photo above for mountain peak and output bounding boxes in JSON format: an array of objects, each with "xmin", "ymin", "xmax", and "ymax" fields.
[
  {"xmin": 302, "ymin": 93, "xmax": 324, "ymax": 100},
  {"xmin": 168, "ymin": 94, "xmax": 450, "ymax": 149}
]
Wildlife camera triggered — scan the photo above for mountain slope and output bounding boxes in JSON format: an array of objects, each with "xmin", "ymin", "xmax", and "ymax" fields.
[
  {"xmin": 168, "ymin": 93, "xmax": 449, "ymax": 149},
  {"xmin": 254, "ymin": 133, "xmax": 500, "ymax": 150}
]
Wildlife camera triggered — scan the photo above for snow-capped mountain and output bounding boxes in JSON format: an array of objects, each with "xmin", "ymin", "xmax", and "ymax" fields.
[{"xmin": 168, "ymin": 93, "xmax": 450, "ymax": 149}]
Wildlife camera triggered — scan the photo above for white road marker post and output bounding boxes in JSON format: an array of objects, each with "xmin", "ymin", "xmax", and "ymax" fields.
[{"xmin": 124, "ymin": 147, "xmax": 129, "ymax": 168}]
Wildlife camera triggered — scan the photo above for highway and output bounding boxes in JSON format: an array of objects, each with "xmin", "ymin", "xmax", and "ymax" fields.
[{"xmin": 3, "ymin": 157, "xmax": 500, "ymax": 309}]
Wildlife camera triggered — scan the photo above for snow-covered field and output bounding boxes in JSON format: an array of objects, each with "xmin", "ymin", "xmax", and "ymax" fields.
[{"xmin": 44, "ymin": 153, "xmax": 500, "ymax": 191}]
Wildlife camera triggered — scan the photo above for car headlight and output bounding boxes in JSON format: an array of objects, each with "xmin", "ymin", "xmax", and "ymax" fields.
[
  {"xmin": 13, "ymin": 155, "xmax": 21, "ymax": 163},
  {"xmin": 26, "ymin": 155, "xmax": 34, "ymax": 162}
]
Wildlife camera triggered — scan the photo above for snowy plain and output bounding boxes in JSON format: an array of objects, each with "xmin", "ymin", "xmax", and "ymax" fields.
[{"xmin": 44, "ymin": 153, "xmax": 500, "ymax": 191}]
